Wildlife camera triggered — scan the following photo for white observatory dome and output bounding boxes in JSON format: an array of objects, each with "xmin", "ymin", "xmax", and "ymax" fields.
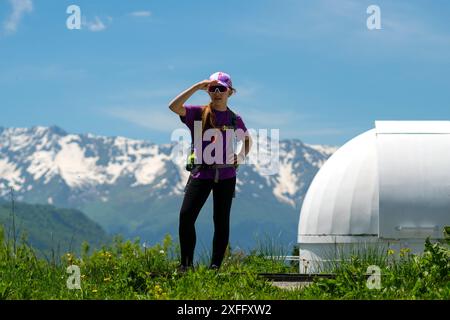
[{"xmin": 297, "ymin": 121, "xmax": 450, "ymax": 272}]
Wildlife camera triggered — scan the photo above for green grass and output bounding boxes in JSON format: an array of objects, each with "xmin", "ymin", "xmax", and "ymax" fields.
[
  {"xmin": 0, "ymin": 225, "xmax": 449, "ymax": 300},
  {"xmin": 306, "ymin": 239, "xmax": 450, "ymax": 299}
]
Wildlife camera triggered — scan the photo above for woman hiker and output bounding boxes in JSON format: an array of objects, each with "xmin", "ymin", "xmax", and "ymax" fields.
[{"xmin": 168, "ymin": 71, "xmax": 252, "ymax": 271}]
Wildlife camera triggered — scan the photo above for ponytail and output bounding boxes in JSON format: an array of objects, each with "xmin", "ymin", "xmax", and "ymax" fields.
[{"xmin": 201, "ymin": 102, "xmax": 217, "ymax": 132}]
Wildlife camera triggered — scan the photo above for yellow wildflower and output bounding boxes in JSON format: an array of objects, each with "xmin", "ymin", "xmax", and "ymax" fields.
[
  {"xmin": 66, "ymin": 253, "xmax": 74, "ymax": 264},
  {"xmin": 153, "ymin": 284, "xmax": 167, "ymax": 299},
  {"xmin": 400, "ymin": 248, "xmax": 411, "ymax": 257}
]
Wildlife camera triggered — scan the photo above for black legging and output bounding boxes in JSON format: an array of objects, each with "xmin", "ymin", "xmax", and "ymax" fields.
[{"xmin": 179, "ymin": 176, "xmax": 236, "ymax": 268}]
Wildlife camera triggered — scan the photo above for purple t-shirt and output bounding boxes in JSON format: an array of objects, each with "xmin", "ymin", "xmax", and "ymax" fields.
[{"xmin": 180, "ymin": 105, "xmax": 248, "ymax": 180}]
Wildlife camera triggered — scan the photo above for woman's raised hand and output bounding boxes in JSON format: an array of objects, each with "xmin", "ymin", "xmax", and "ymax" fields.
[{"xmin": 196, "ymin": 79, "xmax": 220, "ymax": 91}]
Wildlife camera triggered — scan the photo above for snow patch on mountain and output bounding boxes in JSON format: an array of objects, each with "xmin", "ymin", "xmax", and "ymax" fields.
[
  {"xmin": 55, "ymin": 135, "xmax": 103, "ymax": 188},
  {"xmin": 27, "ymin": 150, "xmax": 56, "ymax": 183},
  {"xmin": 273, "ymin": 149, "xmax": 298, "ymax": 207},
  {"xmin": 132, "ymin": 152, "xmax": 169, "ymax": 187},
  {"xmin": 306, "ymin": 144, "xmax": 339, "ymax": 156},
  {"xmin": 0, "ymin": 158, "xmax": 24, "ymax": 192}
]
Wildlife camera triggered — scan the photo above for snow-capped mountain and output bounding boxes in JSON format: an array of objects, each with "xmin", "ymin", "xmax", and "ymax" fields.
[{"xmin": 0, "ymin": 125, "xmax": 337, "ymax": 248}]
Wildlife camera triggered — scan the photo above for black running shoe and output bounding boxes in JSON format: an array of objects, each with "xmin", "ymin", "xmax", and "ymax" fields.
[{"xmin": 176, "ymin": 264, "xmax": 194, "ymax": 274}]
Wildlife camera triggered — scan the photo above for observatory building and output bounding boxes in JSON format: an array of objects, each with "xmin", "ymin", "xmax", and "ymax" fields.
[{"xmin": 298, "ymin": 121, "xmax": 450, "ymax": 272}]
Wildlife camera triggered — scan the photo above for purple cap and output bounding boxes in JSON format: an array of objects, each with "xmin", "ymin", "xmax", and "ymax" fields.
[{"xmin": 209, "ymin": 71, "xmax": 233, "ymax": 88}]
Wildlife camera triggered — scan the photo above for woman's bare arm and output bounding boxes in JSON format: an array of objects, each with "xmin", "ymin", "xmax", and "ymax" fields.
[
  {"xmin": 168, "ymin": 79, "xmax": 219, "ymax": 116},
  {"xmin": 232, "ymin": 135, "xmax": 253, "ymax": 165}
]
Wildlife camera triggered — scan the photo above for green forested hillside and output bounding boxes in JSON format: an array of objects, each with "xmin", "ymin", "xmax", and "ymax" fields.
[{"xmin": 0, "ymin": 200, "xmax": 111, "ymax": 258}]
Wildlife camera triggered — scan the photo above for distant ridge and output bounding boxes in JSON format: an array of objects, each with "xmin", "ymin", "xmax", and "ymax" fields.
[{"xmin": 0, "ymin": 199, "xmax": 111, "ymax": 257}]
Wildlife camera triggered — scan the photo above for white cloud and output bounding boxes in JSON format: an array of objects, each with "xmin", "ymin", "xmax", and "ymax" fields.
[
  {"xmin": 0, "ymin": 64, "xmax": 88, "ymax": 83},
  {"xmin": 103, "ymin": 107, "xmax": 181, "ymax": 133},
  {"xmin": 129, "ymin": 11, "xmax": 152, "ymax": 17},
  {"xmin": 4, "ymin": 0, "xmax": 33, "ymax": 34},
  {"xmin": 282, "ymin": 128, "xmax": 348, "ymax": 137},
  {"xmin": 107, "ymin": 88, "xmax": 180, "ymax": 102},
  {"xmin": 229, "ymin": 0, "xmax": 450, "ymax": 59},
  {"xmin": 241, "ymin": 107, "xmax": 310, "ymax": 128},
  {"xmin": 82, "ymin": 16, "xmax": 108, "ymax": 32}
]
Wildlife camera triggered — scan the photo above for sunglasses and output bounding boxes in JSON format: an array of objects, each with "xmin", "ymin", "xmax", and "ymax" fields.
[{"xmin": 208, "ymin": 85, "xmax": 228, "ymax": 93}]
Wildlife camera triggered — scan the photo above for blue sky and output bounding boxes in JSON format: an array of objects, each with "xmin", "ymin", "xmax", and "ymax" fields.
[{"xmin": 1, "ymin": 0, "xmax": 450, "ymax": 146}]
